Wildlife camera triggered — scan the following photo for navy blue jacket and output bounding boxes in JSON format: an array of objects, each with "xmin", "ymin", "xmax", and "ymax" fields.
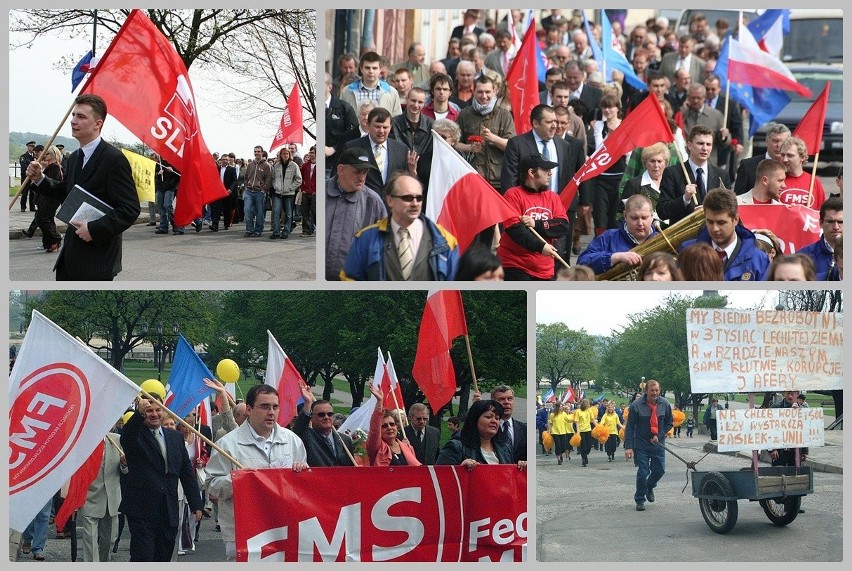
[
  {"xmin": 577, "ymin": 223, "xmax": 657, "ymax": 274},
  {"xmin": 680, "ymin": 224, "xmax": 770, "ymax": 281},
  {"xmin": 798, "ymin": 237, "xmax": 837, "ymax": 280}
]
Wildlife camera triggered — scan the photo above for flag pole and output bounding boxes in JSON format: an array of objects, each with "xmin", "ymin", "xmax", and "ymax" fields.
[
  {"xmin": 332, "ymin": 427, "xmax": 359, "ymax": 465},
  {"xmin": 138, "ymin": 388, "xmax": 244, "ymax": 469},
  {"xmin": 807, "ymin": 150, "xmax": 820, "ymax": 205},
  {"xmin": 529, "ymin": 226, "xmax": 570, "ymax": 268},
  {"xmin": 463, "ymin": 335, "xmax": 479, "ymax": 394}
]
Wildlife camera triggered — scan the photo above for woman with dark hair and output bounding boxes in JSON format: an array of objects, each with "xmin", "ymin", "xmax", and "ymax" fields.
[
  {"xmin": 639, "ymin": 251, "xmax": 682, "ymax": 281},
  {"xmin": 436, "ymin": 399, "xmax": 526, "ymax": 470},
  {"xmin": 678, "ymin": 242, "xmax": 724, "ymax": 281},
  {"xmin": 456, "ymin": 246, "xmax": 504, "ymax": 280},
  {"xmin": 767, "ymin": 253, "xmax": 816, "ymax": 281},
  {"xmin": 366, "ymin": 385, "xmax": 420, "ymax": 466}
]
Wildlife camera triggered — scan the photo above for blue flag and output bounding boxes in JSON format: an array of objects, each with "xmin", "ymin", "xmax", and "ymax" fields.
[
  {"xmin": 71, "ymin": 50, "xmax": 94, "ymax": 92},
  {"xmin": 165, "ymin": 334, "xmax": 215, "ymax": 419},
  {"xmin": 714, "ymin": 35, "xmax": 790, "ymax": 138},
  {"xmin": 601, "ymin": 10, "xmax": 646, "ymax": 91}
]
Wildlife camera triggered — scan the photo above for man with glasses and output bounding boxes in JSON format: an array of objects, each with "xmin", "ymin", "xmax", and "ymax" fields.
[
  {"xmin": 403, "ymin": 403, "xmax": 440, "ymax": 465},
  {"xmin": 798, "ymin": 196, "xmax": 843, "ymax": 280},
  {"xmin": 294, "ymin": 384, "xmax": 355, "ymax": 466},
  {"xmin": 206, "ymin": 384, "xmax": 307, "ymax": 561},
  {"xmin": 341, "ymin": 173, "xmax": 459, "ymax": 281}
]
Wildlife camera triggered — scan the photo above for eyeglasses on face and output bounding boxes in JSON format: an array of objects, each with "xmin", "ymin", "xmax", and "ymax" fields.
[
  {"xmin": 390, "ymin": 194, "xmax": 423, "ymax": 203},
  {"xmin": 381, "ymin": 422, "xmax": 397, "ymax": 428},
  {"xmin": 313, "ymin": 411, "xmax": 335, "ymax": 418}
]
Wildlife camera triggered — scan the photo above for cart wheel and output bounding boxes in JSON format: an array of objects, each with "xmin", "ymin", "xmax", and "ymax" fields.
[
  {"xmin": 698, "ymin": 472, "xmax": 739, "ymax": 534},
  {"xmin": 759, "ymin": 496, "xmax": 802, "ymax": 526}
]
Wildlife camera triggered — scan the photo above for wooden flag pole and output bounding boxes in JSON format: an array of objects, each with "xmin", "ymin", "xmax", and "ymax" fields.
[
  {"xmin": 464, "ymin": 334, "xmax": 479, "ymax": 394},
  {"xmin": 332, "ymin": 427, "xmax": 359, "ymax": 465},
  {"xmin": 807, "ymin": 150, "xmax": 821, "ymax": 206},
  {"xmin": 528, "ymin": 227, "xmax": 570, "ymax": 269}
]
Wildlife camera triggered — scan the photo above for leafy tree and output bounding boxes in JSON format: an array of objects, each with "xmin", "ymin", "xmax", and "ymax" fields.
[
  {"xmin": 27, "ymin": 291, "xmax": 217, "ymax": 371},
  {"xmin": 536, "ymin": 323, "xmax": 598, "ymax": 398}
]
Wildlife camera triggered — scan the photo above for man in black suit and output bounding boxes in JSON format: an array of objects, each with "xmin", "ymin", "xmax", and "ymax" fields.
[
  {"xmin": 657, "ymin": 125, "xmax": 731, "ymax": 225},
  {"xmin": 734, "ymin": 122, "xmax": 790, "ymax": 196},
  {"xmin": 501, "ymin": 104, "xmax": 586, "ymax": 260},
  {"xmin": 450, "ymin": 9, "xmax": 483, "ymax": 40},
  {"xmin": 564, "ymin": 61, "xmax": 602, "ymax": 124},
  {"xmin": 210, "ymin": 155, "xmax": 237, "ymax": 231},
  {"xmin": 344, "ymin": 107, "xmax": 412, "ymax": 193},
  {"xmin": 120, "ymin": 396, "xmax": 203, "ymax": 561},
  {"xmin": 294, "ymin": 385, "xmax": 355, "ymax": 467},
  {"xmin": 26, "ymin": 94, "xmax": 140, "ymax": 281},
  {"xmin": 403, "ymin": 403, "xmax": 440, "ymax": 465},
  {"xmin": 492, "ymin": 385, "xmax": 527, "ymax": 462}
]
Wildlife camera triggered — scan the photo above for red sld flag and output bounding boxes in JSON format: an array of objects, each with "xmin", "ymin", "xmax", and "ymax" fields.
[
  {"xmin": 81, "ymin": 9, "xmax": 227, "ymax": 226},
  {"xmin": 793, "ymin": 82, "xmax": 830, "ymax": 156},
  {"xmin": 560, "ymin": 95, "xmax": 674, "ymax": 209},
  {"xmin": 270, "ymin": 83, "xmax": 304, "ymax": 151},
  {"xmin": 54, "ymin": 439, "xmax": 105, "ymax": 531},
  {"xmin": 504, "ymin": 20, "xmax": 540, "ymax": 136},
  {"xmin": 412, "ymin": 290, "xmax": 469, "ymax": 415}
]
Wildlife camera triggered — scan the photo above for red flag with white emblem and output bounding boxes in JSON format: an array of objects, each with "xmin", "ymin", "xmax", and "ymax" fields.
[{"xmin": 504, "ymin": 20, "xmax": 540, "ymax": 136}]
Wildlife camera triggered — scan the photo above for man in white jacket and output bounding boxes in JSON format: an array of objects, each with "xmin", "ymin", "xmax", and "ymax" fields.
[{"xmin": 206, "ymin": 384, "xmax": 308, "ymax": 560}]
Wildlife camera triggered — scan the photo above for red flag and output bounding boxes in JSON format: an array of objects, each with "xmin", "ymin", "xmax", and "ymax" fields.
[
  {"xmin": 738, "ymin": 204, "xmax": 822, "ymax": 254},
  {"xmin": 793, "ymin": 82, "xmax": 830, "ymax": 156},
  {"xmin": 425, "ymin": 131, "xmax": 518, "ymax": 251},
  {"xmin": 504, "ymin": 20, "xmax": 540, "ymax": 136},
  {"xmin": 561, "ymin": 95, "xmax": 673, "ymax": 208},
  {"xmin": 81, "ymin": 9, "xmax": 227, "ymax": 226},
  {"xmin": 270, "ymin": 83, "xmax": 304, "ymax": 151},
  {"xmin": 264, "ymin": 331, "xmax": 305, "ymax": 428},
  {"xmin": 54, "ymin": 439, "xmax": 105, "ymax": 531},
  {"xmin": 412, "ymin": 290, "xmax": 469, "ymax": 414}
]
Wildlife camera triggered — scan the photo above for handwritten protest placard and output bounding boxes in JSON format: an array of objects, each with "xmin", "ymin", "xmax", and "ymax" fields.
[
  {"xmin": 687, "ymin": 310, "xmax": 843, "ymax": 393},
  {"xmin": 717, "ymin": 407, "xmax": 824, "ymax": 452}
]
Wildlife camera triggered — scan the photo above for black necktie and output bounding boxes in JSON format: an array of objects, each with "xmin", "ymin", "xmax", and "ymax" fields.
[
  {"xmin": 695, "ymin": 167, "xmax": 706, "ymax": 201},
  {"xmin": 76, "ymin": 150, "xmax": 85, "ymax": 179},
  {"xmin": 502, "ymin": 421, "xmax": 511, "ymax": 444}
]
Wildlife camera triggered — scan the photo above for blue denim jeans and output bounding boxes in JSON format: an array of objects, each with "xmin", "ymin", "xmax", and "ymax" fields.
[
  {"xmin": 243, "ymin": 189, "xmax": 266, "ymax": 234},
  {"xmin": 271, "ymin": 195, "xmax": 294, "ymax": 236},
  {"xmin": 157, "ymin": 189, "xmax": 178, "ymax": 231},
  {"xmin": 633, "ymin": 444, "xmax": 666, "ymax": 504},
  {"xmin": 22, "ymin": 497, "xmax": 53, "ymax": 554}
]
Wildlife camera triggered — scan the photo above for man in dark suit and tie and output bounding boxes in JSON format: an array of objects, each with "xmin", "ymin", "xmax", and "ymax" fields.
[
  {"xmin": 501, "ymin": 104, "xmax": 586, "ymax": 261},
  {"xmin": 294, "ymin": 385, "xmax": 355, "ymax": 466},
  {"xmin": 658, "ymin": 125, "xmax": 731, "ymax": 225},
  {"xmin": 26, "ymin": 94, "xmax": 140, "ymax": 281},
  {"xmin": 210, "ymin": 155, "xmax": 236, "ymax": 231},
  {"xmin": 120, "ymin": 396, "xmax": 203, "ymax": 561},
  {"xmin": 734, "ymin": 123, "xmax": 791, "ymax": 195},
  {"xmin": 563, "ymin": 61, "xmax": 602, "ymax": 124},
  {"xmin": 344, "ymin": 107, "xmax": 412, "ymax": 193},
  {"xmin": 404, "ymin": 403, "xmax": 441, "ymax": 465},
  {"xmin": 450, "ymin": 9, "xmax": 483, "ymax": 40},
  {"xmin": 492, "ymin": 385, "xmax": 527, "ymax": 462}
]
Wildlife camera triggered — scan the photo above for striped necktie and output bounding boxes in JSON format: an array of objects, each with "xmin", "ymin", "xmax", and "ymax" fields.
[
  {"xmin": 374, "ymin": 144, "xmax": 385, "ymax": 182},
  {"xmin": 398, "ymin": 227, "xmax": 413, "ymax": 279}
]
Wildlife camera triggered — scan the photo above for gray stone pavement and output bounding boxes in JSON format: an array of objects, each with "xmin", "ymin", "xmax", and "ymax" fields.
[{"xmin": 7, "ymin": 209, "xmax": 316, "ymax": 281}]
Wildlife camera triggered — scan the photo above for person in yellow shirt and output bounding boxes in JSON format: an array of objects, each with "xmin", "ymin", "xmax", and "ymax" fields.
[
  {"xmin": 574, "ymin": 399, "xmax": 598, "ymax": 467},
  {"xmin": 548, "ymin": 402, "xmax": 573, "ymax": 465},
  {"xmin": 599, "ymin": 402, "xmax": 624, "ymax": 462}
]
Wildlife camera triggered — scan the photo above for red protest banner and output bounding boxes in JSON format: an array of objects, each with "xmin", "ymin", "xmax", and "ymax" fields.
[
  {"xmin": 737, "ymin": 204, "xmax": 822, "ymax": 254},
  {"xmin": 232, "ymin": 465, "xmax": 527, "ymax": 562}
]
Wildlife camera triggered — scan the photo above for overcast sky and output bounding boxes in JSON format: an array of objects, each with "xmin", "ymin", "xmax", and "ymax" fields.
[
  {"xmin": 9, "ymin": 26, "xmax": 311, "ymax": 158},
  {"xmin": 537, "ymin": 290, "xmax": 781, "ymax": 337}
]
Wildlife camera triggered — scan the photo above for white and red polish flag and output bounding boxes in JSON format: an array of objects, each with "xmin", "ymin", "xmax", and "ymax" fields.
[
  {"xmin": 270, "ymin": 83, "xmax": 304, "ymax": 151},
  {"xmin": 383, "ymin": 351, "xmax": 406, "ymax": 413},
  {"xmin": 426, "ymin": 131, "xmax": 517, "ymax": 252},
  {"xmin": 728, "ymin": 24, "xmax": 811, "ymax": 98},
  {"xmin": 264, "ymin": 331, "xmax": 306, "ymax": 429},
  {"xmin": 412, "ymin": 290, "xmax": 469, "ymax": 415},
  {"xmin": 338, "ymin": 348, "xmax": 389, "ymax": 436},
  {"xmin": 8, "ymin": 310, "xmax": 139, "ymax": 532}
]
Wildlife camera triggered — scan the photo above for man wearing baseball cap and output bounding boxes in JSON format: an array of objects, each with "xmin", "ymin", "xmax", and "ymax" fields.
[
  {"xmin": 325, "ymin": 148, "xmax": 387, "ymax": 280},
  {"xmin": 496, "ymin": 153, "xmax": 570, "ymax": 280}
]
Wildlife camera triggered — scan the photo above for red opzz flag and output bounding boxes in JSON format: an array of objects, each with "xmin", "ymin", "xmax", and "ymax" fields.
[
  {"xmin": 270, "ymin": 83, "xmax": 304, "ymax": 151},
  {"xmin": 560, "ymin": 95, "xmax": 673, "ymax": 209},
  {"xmin": 793, "ymin": 82, "xmax": 830, "ymax": 156},
  {"xmin": 505, "ymin": 20, "xmax": 540, "ymax": 136},
  {"xmin": 81, "ymin": 9, "xmax": 227, "ymax": 226},
  {"xmin": 412, "ymin": 290, "xmax": 468, "ymax": 414}
]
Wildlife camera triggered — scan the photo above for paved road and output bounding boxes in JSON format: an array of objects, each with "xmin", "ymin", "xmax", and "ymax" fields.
[{"xmin": 7, "ymin": 210, "xmax": 316, "ymax": 281}]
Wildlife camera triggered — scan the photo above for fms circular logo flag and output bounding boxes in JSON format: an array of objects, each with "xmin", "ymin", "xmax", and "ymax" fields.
[{"xmin": 9, "ymin": 363, "xmax": 91, "ymax": 493}]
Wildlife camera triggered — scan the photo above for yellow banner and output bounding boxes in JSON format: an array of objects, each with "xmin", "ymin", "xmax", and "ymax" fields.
[{"xmin": 120, "ymin": 148, "xmax": 155, "ymax": 203}]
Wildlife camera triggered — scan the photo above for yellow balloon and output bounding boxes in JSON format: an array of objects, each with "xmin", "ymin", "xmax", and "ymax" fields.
[
  {"xmin": 140, "ymin": 378, "xmax": 166, "ymax": 399},
  {"xmin": 122, "ymin": 411, "xmax": 134, "ymax": 425},
  {"xmin": 216, "ymin": 359, "xmax": 240, "ymax": 383}
]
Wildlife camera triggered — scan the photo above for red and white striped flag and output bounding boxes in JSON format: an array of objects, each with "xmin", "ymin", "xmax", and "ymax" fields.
[
  {"xmin": 9, "ymin": 310, "xmax": 139, "ymax": 532},
  {"xmin": 264, "ymin": 331, "xmax": 305, "ymax": 428}
]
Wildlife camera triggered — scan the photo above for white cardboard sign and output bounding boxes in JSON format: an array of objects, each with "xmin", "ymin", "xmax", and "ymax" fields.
[{"xmin": 716, "ymin": 407, "xmax": 825, "ymax": 452}]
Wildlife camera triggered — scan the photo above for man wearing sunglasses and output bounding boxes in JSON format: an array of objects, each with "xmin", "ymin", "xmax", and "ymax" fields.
[
  {"xmin": 341, "ymin": 173, "xmax": 459, "ymax": 280},
  {"xmin": 294, "ymin": 383, "xmax": 356, "ymax": 466}
]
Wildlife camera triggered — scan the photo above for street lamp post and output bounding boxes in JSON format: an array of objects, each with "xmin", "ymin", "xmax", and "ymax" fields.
[{"xmin": 139, "ymin": 321, "xmax": 179, "ymax": 382}]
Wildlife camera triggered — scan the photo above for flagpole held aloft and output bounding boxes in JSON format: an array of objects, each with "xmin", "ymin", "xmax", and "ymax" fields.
[{"xmin": 138, "ymin": 388, "xmax": 244, "ymax": 469}]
